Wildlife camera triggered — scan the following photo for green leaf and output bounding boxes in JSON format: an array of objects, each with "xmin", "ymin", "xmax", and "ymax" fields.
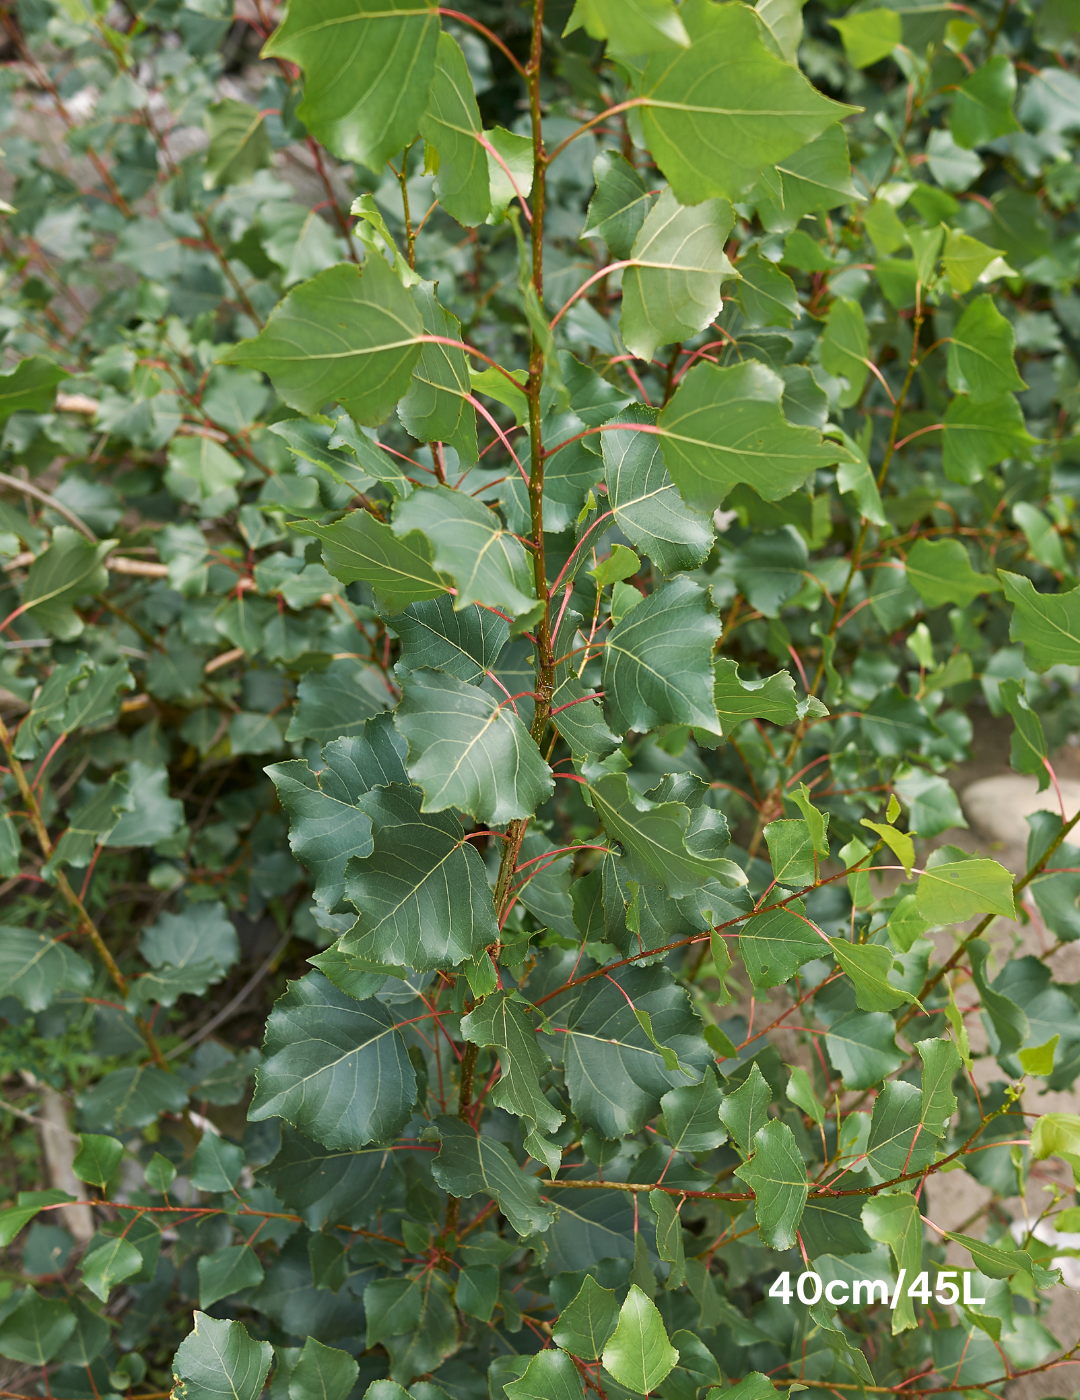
[
  {"xmin": 288, "ymin": 1338, "xmax": 358, "ymax": 1400},
  {"xmin": 268, "ymin": 749, "xmax": 378, "ymax": 913},
  {"xmin": 461, "ymin": 990, "xmax": 564, "ymax": 1136},
  {"xmin": 141, "ymin": 901, "xmax": 239, "ymax": 977},
  {"xmin": 456, "ymin": 1264, "xmax": 499, "ymax": 1322},
  {"xmin": 866, "ymin": 1080, "xmax": 936, "ymax": 1182},
  {"xmin": 0, "ymin": 1191, "xmax": 74, "ymax": 1248},
  {"xmin": 583, "ymin": 152, "xmax": 653, "ymax": 259},
  {"xmin": 905, "ymin": 537, "xmax": 999, "ymax": 608},
  {"xmin": 602, "ymin": 406, "xmax": 714, "ymax": 574},
  {"xmin": 1015, "ymin": 502, "xmax": 1067, "ymax": 572},
  {"xmin": 172, "ymin": 1314, "xmax": 272, "ymax": 1400},
  {"xmin": 999, "ymin": 570, "xmax": 1080, "ymax": 670},
  {"xmin": 893, "ymin": 768, "xmax": 966, "ymax": 840},
  {"xmin": 946, "ymin": 294, "xmax": 1026, "ymax": 402},
  {"xmin": 662, "ymin": 1068, "xmax": 727, "ymax": 1151},
  {"xmin": 603, "ymin": 576, "xmax": 721, "ymax": 735},
  {"xmin": 786, "ymin": 1066, "xmax": 825, "ymax": 1128},
  {"xmin": 915, "ymin": 858, "xmax": 1015, "ymax": 926},
  {"xmin": 552, "ymin": 1276, "xmax": 620, "ymax": 1360},
  {"xmin": 259, "ymin": 1127, "xmax": 391, "ymax": 1230},
  {"xmin": 72, "ymin": 1134, "xmax": 123, "ymax": 1190},
  {"xmin": 944, "ymin": 1231, "xmax": 1058, "ymax": 1289},
  {"xmin": 588, "ymin": 770, "xmax": 747, "ymax": 899},
  {"xmin": 341, "ymin": 783, "xmax": 498, "ymax": 969},
  {"xmin": 718, "ymin": 1062, "xmax": 771, "ymax": 1155},
  {"xmin": 263, "ymin": 0, "xmax": 439, "ymax": 167},
  {"xmin": 915, "ymin": 1036, "xmax": 961, "ymax": 1138},
  {"xmin": 0, "ymin": 356, "xmax": 66, "ymax": 424},
  {"xmin": 21, "ymin": 527, "xmax": 116, "ymax": 640},
  {"xmin": 221, "ymin": 259, "xmax": 424, "ymax": 427},
  {"xmin": 249, "ymin": 972, "xmax": 416, "ymax": 1149},
  {"xmin": 295, "ymin": 511, "xmax": 447, "ymax": 615},
  {"xmin": 734, "ymin": 1119, "xmax": 808, "ymax": 1250},
  {"xmin": 418, "ymin": 33, "xmax": 490, "ymax": 227},
  {"xmin": 829, "ymin": 937, "xmax": 913, "ymax": 1013},
  {"xmin": 790, "ymin": 785, "xmax": 829, "ymax": 858},
  {"xmin": 190, "ymin": 1132, "xmax": 245, "ymax": 1193},
  {"xmin": 825, "ymin": 1011, "xmax": 904, "ymax": 1089},
  {"xmin": 505, "ymin": 1349, "xmax": 585, "ymax": 1400},
  {"xmin": 620, "ymin": 190, "xmax": 735, "ymax": 362},
  {"xmin": 657, "ymin": 360, "xmax": 840, "ymax": 512},
  {"xmin": 941, "ymin": 392, "xmax": 1033, "ymax": 484},
  {"xmin": 821, "ymin": 298, "xmax": 869, "ymax": 408},
  {"xmin": 104, "ymin": 762, "xmax": 185, "ymax": 848},
  {"xmin": 735, "ymin": 249, "xmax": 801, "ymax": 329},
  {"xmin": 999, "ymin": 679, "xmax": 1049, "ymax": 789},
  {"xmin": 861, "ymin": 1195, "xmax": 921, "ymax": 1331},
  {"xmin": 565, "ymin": 0, "xmax": 690, "ymax": 56},
  {"xmin": 364, "ymin": 1277, "xmax": 422, "ymax": 1348},
  {"xmin": 1020, "ymin": 1034, "xmax": 1059, "ymax": 1077},
  {"xmin": 391, "ymin": 596, "xmax": 508, "ymax": 684},
  {"xmin": 829, "ymin": 7, "xmax": 901, "ymax": 66},
  {"xmin": 79, "ymin": 1065, "xmax": 189, "ymax": 1131},
  {"xmin": 431, "ymin": 1115, "xmax": 555, "ymax": 1236},
  {"xmin": 0, "ymin": 927, "xmax": 93, "ymax": 1011},
  {"xmin": 392, "ymin": 484, "xmax": 540, "ymax": 626},
  {"xmin": 485, "ymin": 126, "xmax": 534, "ymax": 224},
  {"xmin": 555, "ymin": 964, "xmax": 713, "ymax": 1137},
  {"xmin": 755, "ymin": 125, "xmax": 863, "ymax": 231},
  {"xmin": 651, "ymin": 1188, "xmax": 686, "ymax": 1288},
  {"xmin": 601, "ymin": 1284, "xmax": 680, "ymax": 1393},
  {"xmin": 198, "ymin": 1244, "xmax": 264, "ymax": 1309},
  {"xmin": 397, "ymin": 283, "xmax": 477, "ymax": 458},
  {"xmin": 395, "ymin": 669, "xmax": 553, "ymax": 823},
  {"xmin": 951, "ymin": 56, "xmax": 1020, "ymax": 148},
  {"xmin": 1031, "ymin": 1113, "xmax": 1080, "ymax": 1163},
  {"xmin": 713, "ymin": 658, "xmax": 800, "ymax": 732},
  {"xmin": 765, "ymin": 818, "xmax": 816, "ymax": 885},
  {"xmin": 202, "ymin": 99, "xmax": 271, "ymax": 188},
  {"xmin": 0, "ymin": 1288, "xmax": 75, "ymax": 1364},
  {"xmin": 80, "ymin": 1235, "xmax": 143, "ymax": 1301},
  {"xmin": 967, "ymin": 939, "xmax": 1028, "ymax": 1057},
  {"xmin": 740, "ymin": 905, "xmax": 823, "ymax": 989},
  {"xmin": 637, "ymin": 0, "xmax": 854, "ymax": 203},
  {"xmin": 942, "ymin": 229, "xmax": 1006, "ymax": 295}
]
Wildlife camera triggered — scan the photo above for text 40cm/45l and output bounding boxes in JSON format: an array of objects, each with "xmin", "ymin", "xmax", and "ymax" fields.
[{"xmin": 770, "ymin": 1271, "xmax": 988, "ymax": 1308}]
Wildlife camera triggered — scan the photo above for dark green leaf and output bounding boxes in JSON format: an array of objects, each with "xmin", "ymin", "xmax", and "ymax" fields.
[
  {"xmin": 222, "ymin": 260, "xmax": 424, "ymax": 427},
  {"xmin": 392, "ymin": 485, "xmax": 540, "ymax": 626},
  {"xmin": 461, "ymin": 991, "xmax": 564, "ymax": 1136},
  {"xmin": 602, "ymin": 405, "xmax": 714, "ymax": 574},
  {"xmin": 263, "ymin": 0, "xmax": 439, "ymax": 167},
  {"xmin": 341, "ymin": 783, "xmax": 498, "ymax": 969},
  {"xmin": 418, "ymin": 34, "xmax": 490, "ymax": 226},
  {"xmin": 249, "ymin": 973, "xmax": 416, "ymax": 1149},
  {"xmin": 0, "ymin": 1288, "xmax": 75, "ymax": 1364},
  {"xmin": 637, "ymin": 0, "xmax": 853, "ymax": 202},
  {"xmin": 172, "ymin": 1313, "xmax": 272, "ymax": 1400},
  {"xmin": 552, "ymin": 1276, "xmax": 620, "ymax": 1360},
  {"xmin": 431, "ymin": 1116, "xmax": 555, "ymax": 1235},
  {"xmin": 734, "ymin": 1119, "xmax": 808, "ymax": 1250},
  {"xmin": 395, "ymin": 669, "xmax": 553, "ymax": 822},
  {"xmin": 620, "ymin": 190, "xmax": 735, "ymax": 361},
  {"xmin": 203, "ymin": 99, "xmax": 271, "ymax": 187},
  {"xmin": 658, "ymin": 360, "xmax": 840, "ymax": 512},
  {"xmin": 603, "ymin": 576, "xmax": 722, "ymax": 735}
]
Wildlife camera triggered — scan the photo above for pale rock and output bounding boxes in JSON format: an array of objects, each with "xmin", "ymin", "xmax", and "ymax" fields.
[{"xmin": 960, "ymin": 773, "xmax": 1080, "ymax": 850}]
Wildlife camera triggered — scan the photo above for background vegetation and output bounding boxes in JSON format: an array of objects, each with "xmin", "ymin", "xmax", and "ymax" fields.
[{"xmin": 1, "ymin": 1, "xmax": 1080, "ymax": 1399}]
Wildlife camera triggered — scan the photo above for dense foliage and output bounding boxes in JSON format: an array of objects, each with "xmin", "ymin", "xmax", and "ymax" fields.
[{"xmin": 2, "ymin": 0, "xmax": 1080, "ymax": 1397}]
